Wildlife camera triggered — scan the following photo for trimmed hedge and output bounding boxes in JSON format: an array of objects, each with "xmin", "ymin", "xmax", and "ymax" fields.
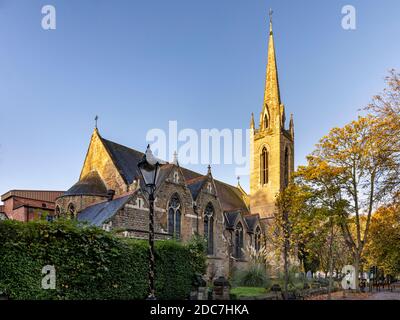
[{"xmin": 0, "ymin": 219, "xmax": 206, "ymax": 300}]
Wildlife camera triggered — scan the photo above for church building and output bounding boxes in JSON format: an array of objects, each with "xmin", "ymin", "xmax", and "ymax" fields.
[{"xmin": 55, "ymin": 17, "xmax": 294, "ymax": 281}]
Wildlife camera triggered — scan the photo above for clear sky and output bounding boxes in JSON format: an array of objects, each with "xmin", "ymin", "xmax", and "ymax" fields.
[{"xmin": 0, "ymin": 0, "xmax": 399, "ymax": 195}]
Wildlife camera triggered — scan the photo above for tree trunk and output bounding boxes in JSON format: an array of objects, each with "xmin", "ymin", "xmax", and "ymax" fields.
[
  {"xmin": 327, "ymin": 219, "xmax": 334, "ymax": 300},
  {"xmin": 283, "ymin": 237, "xmax": 289, "ymax": 299},
  {"xmin": 354, "ymin": 253, "xmax": 360, "ymax": 292},
  {"xmin": 283, "ymin": 211, "xmax": 290, "ymax": 300}
]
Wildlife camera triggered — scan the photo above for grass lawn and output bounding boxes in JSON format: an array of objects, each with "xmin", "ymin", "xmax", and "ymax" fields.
[{"xmin": 231, "ymin": 287, "xmax": 268, "ymax": 298}]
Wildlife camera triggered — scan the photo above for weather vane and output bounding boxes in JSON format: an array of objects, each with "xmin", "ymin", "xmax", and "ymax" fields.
[
  {"xmin": 95, "ymin": 115, "xmax": 98, "ymax": 128},
  {"xmin": 269, "ymin": 8, "xmax": 273, "ymax": 23}
]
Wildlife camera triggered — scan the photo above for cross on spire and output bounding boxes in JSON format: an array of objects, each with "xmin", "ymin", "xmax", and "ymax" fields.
[
  {"xmin": 94, "ymin": 115, "xmax": 99, "ymax": 129},
  {"xmin": 269, "ymin": 8, "xmax": 273, "ymax": 23}
]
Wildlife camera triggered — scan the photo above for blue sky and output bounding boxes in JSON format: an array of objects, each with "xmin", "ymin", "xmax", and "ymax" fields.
[{"xmin": 0, "ymin": 0, "xmax": 399, "ymax": 195}]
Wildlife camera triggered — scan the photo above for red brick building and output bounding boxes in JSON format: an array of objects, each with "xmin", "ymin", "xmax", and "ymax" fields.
[{"xmin": 0, "ymin": 190, "xmax": 65, "ymax": 222}]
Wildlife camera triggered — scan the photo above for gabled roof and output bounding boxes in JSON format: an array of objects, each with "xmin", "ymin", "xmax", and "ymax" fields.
[
  {"xmin": 244, "ymin": 214, "xmax": 261, "ymax": 233},
  {"xmin": 1, "ymin": 190, "xmax": 65, "ymax": 202},
  {"xmin": 76, "ymin": 131, "xmax": 249, "ymax": 214},
  {"xmin": 180, "ymin": 167, "xmax": 249, "ymax": 213},
  {"xmin": 186, "ymin": 176, "xmax": 208, "ymax": 200},
  {"xmin": 77, "ymin": 193, "xmax": 133, "ymax": 227},
  {"xmin": 224, "ymin": 211, "xmax": 241, "ymax": 229},
  {"xmin": 64, "ymin": 171, "xmax": 108, "ymax": 197},
  {"xmin": 101, "ymin": 137, "xmax": 144, "ymax": 185},
  {"xmin": 215, "ymin": 181, "xmax": 249, "ymax": 213}
]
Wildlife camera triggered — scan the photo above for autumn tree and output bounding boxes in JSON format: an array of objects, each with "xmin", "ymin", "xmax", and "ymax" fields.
[
  {"xmin": 270, "ymin": 183, "xmax": 314, "ymax": 298},
  {"xmin": 365, "ymin": 205, "xmax": 400, "ymax": 276},
  {"xmin": 301, "ymin": 116, "xmax": 396, "ymax": 290},
  {"xmin": 366, "ymin": 69, "xmax": 400, "ymax": 202}
]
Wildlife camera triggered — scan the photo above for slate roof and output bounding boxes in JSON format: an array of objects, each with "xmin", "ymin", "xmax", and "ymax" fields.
[
  {"xmin": 186, "ymin": 176, "xmax": 208, "ymax": 200},
  {"xmin": 69, "ymin": 132, "xmax": 250, "ymax": 215},
  {"xmin": 64, "ymin": 171, "xmax": 108, "ymax": 197},
  {"xmin": 180, "ymin": 167, "xmax": 249, "ymax": 213},
  {"xmin": 77, "ymin": 194, "xmax": 133, "ymax": 227},
  {"xmin": 244, "ymin": 214, "xmax": 260, "ymax": 233},
  {"xmin": 224, "ymin": 211, "xmax": 240, "ymax": 229},
  {"xmin": 101, "ymin": 138, "xmax": 144, "ymax": 185}
]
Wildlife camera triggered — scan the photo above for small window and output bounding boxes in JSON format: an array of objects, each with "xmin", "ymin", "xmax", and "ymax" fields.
[
  {"xmin": 284, "ymin": 147, "xmax": 290, "ymax": 188},
  {"xmin": 207, "ymin": 183, "xmax": 212, "ymax": 193},
  {"xmin": 261, "ymin": 147, "xmax": 269, "ymax": 185},
  {"xmin": 235, "ymin": 222, "xmax": 244, "ymax": 259},
  {"xmin": 173, "ymin": 171, "xmax": 179, "ymax": 183},
  {"xmin": 68, "ymin": 203, "xmax": 75, "ymax": 219},
  {"xmin": 264, "ymin": 114, "xmax": 268, "ymax": 129},
  {"xmin": 255, "ymin": 226, "xmax": 262, "ymax": 251}
]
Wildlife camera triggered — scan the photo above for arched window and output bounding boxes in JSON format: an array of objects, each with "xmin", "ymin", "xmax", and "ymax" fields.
[
  {"xmin": 168, "ymin": 193, "xmax": 181, "ymax": 239},
  {"xmin": 284, "ymin": 147, "xmax": 289, "ymax": 188},
  {"xmin": 234, "ymin": 222, "xmax": 244, "ymax": 259},
  {"xmin": 67, "ymin": 203, "xmax": 75, "ymax": 219},
  {"xmin": 261, "ymin": 147, "xmax": 269, "ymax": 185},
  {"xmin": 255, "ymin": 226, "xmax": 262, "ymax": 251},
  {"xmin": 204, "ymin": 203, "xmax": 214, "ymax": 255},
  {"xmin": 264, "ymin": 114, "xmax": 268, "ymax": 129}
]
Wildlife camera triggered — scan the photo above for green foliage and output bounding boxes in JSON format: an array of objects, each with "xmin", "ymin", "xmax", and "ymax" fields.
[
  {"xmin": 186, "ymin": 235, "xmax": 207, "ymax": 276},
  {"xmin": 232, "ymin": 264, "xmax": 270, "ymax": 288},
  {"xmin": 230, "ymin": 287, "xmax": 267, "ymax": 299},
  {"xmin": 0, "ymin": 219, "xmax": 205, "ymax": 300}
]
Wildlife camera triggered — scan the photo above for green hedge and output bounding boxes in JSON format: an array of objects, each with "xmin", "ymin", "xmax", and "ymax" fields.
[{"xmin": 0, "ymin": 219, "xmax": 206, "ymax": 300}]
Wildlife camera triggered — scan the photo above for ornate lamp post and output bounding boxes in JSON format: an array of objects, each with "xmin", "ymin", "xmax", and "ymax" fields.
[{"xmin": 137, "ymin": 145, "xmax": 161, "ymax": 300}]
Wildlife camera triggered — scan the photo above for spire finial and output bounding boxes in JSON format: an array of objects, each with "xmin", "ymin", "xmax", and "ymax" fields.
[
  {"xmin": 94, "ymin": 115, "xmax": 99, "ymax": 129},
  {"xmin": 207, "ymin": 165, "xmax": 212, "ymax": 175},
  {"xmin": 237, "ymin": 176, "xmax": 241, "ymax": 187},
  {"xmin": 172, "ymin": 151, "xmax": 179, "ymax": 166},
  {"xmin": 269, "ymin": 8, "xmax": 273, "ymax": 33}
]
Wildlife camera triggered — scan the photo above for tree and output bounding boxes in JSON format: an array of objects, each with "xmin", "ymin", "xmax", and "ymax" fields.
[
  {"xmin": 272, "ymin": 183, "xmax": 315, "ymax": 298},
  {"xmin": 300, "ymin": 116, "xmax": 396, "ymax": 290},
  {"xmin": 366, "ymin": 70, "xmax": 400, "ymax": 203},
  {"xmin": 365, "ymin": 205, "xmax": 400, "ymax": 276}
]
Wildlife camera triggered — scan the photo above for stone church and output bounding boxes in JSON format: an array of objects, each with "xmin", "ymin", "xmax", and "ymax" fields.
[{"xmin": 55, "ymin": 19, "xmax": 294, "ymax": 280}]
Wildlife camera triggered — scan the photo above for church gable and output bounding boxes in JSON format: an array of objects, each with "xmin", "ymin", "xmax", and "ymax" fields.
[{"xmin": 79, "ymin": 129, "xmax": 128, "ymax": 195}]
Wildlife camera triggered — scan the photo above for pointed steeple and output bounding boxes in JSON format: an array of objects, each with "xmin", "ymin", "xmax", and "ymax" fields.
[
  {"xmin": 289, "ymin": 113, "xmax": 295, "ymax": 139},
  {"xmin": 263, "ymin": 10, "xmax": 281, "ymax": 109}
]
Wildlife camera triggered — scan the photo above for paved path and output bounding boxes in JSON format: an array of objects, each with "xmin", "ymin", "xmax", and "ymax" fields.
[
  {"xmin": 365, "ymin": 291, "xmax": 400, "ymax": 300},
  {"xmin": 308, "ymin": 290, "xmax": 400, "ymax": 300}
]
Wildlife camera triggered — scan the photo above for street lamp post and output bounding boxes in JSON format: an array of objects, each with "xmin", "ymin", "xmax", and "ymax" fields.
[{"xmin": 137, "ymin": 145, "xmax": 161, "ymax": 300}]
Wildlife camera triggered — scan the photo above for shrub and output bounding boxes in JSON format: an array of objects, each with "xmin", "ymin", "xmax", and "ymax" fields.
[
  {"xmin": 233, "ymin": 264, "xmax": 270, "ymax": 288},
  {"xmin": 0, "ymin": 219, "xmax": 205, "ymax": 300}
]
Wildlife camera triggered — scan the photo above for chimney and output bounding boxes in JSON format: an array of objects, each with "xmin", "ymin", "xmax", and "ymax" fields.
[{"xmin": 107, "ymin": 189, "xmax": 115, "ymax": 202}]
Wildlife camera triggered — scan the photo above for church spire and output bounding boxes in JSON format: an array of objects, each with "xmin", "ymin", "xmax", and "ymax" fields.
[
  {"xmin": 264, "ymin": 9, "xmax": 281, "ymax": 109},
  {"xmin": 289, "ymin": 113, "xmax": 295, "ymax": 139}
]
